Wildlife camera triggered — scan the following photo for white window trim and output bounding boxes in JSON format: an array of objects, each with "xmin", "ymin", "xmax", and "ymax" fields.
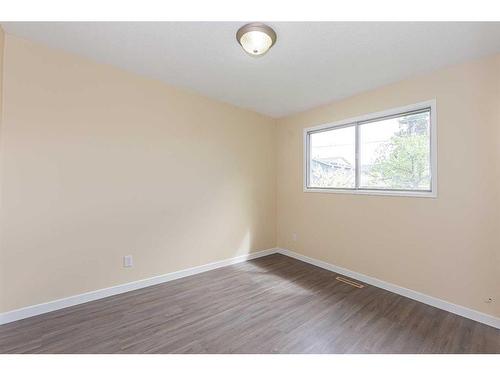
[{"xmin": 303, "ymin": 100, "xmax": 437, "ymax": 198}]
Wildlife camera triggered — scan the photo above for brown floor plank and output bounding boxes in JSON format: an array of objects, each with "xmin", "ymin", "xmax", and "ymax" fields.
[{"xmin": 0, "ymin": 253, "xmax": 498, "ymax": 353}]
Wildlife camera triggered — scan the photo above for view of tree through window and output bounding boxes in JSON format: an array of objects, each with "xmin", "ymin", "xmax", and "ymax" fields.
[
  {"xmin": 360, "ymin": 111, "xmax": 431, "ymax": 190},
  {"xmin": 307, "ymin": 108, "xmax": 432, "ymax": 192}
]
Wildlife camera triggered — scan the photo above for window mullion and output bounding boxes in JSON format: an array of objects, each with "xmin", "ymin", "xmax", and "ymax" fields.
[{"xmin": 355, "ymin": 122, "xmax": 360, "ymax": 189}]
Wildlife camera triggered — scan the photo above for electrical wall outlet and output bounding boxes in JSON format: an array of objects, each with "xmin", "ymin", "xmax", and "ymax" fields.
[
  {"xmin": 292, "ymin": 233, "xmax": 297, "ymax": 241},
  {"xmin": 123, "ymin": 255, "xmax": 133, "ymax": 268}
]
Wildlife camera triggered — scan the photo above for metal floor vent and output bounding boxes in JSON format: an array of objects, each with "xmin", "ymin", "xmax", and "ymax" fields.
[{"xmin": 336, "ymin": 276, "xmax": 364, "ymax": 288}]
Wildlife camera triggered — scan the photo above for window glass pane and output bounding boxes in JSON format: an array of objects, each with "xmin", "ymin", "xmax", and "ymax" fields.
[
  {"xmin": 309, "ymin": 125, "xmax": 356, "ymax": 188},
  {"xmin": 359, "ymin": 110, "xmax": 431, "ymax": 190}
]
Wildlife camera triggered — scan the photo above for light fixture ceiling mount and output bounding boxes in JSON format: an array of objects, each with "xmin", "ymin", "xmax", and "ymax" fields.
[{"xmin": 236, "ymin": 23, "xmax": 277, "ymax": 56}]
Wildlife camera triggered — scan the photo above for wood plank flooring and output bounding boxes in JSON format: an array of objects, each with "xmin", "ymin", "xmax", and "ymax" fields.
[{"xmin": 0, "ymin": 254, "xmax": 498, "ymax": 353}]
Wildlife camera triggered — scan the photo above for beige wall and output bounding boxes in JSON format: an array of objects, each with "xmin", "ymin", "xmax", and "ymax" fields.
[
  {"xmin": 0, "ymin": 35, "xmax": 277, "ymax": 312},
  {"xmin": 0, "ymin": 28, "xmax": 4, "ymax": 311},
  {"xmin": 277, "ymin": 54, "xmax": 500, "ymax": 317},
  {"xmin": 1, "ymin": 31, "xmax": 499, "ymax": 319},
  {"xmin": 0, "ymin": 27, "xmax": 3, "ymax": 115}
]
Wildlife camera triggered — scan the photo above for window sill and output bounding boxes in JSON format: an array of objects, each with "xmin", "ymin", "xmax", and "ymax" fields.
[{"xmin": 303, "ymin": 187, "xmax": 437, "ymax": 198}]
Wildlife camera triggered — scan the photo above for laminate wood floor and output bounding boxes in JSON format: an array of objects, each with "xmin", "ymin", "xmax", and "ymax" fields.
[{"xmin": 1, "ymin": 254, "xmax": 499, "ymax": 353}]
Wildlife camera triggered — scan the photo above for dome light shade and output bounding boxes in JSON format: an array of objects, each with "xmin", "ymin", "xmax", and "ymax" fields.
[{"xmin": 236, "ymin": 23, "xmax": 277, "ymax": 56}]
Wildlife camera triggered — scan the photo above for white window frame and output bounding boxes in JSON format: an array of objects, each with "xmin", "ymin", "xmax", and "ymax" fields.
[{"xmin": 303, "ymin": 100, "xmax": 437, "ymax": 198}]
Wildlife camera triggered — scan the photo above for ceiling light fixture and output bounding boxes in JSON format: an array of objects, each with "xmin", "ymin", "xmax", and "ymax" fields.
[{"xmin": 236, "ymin": 23, "xmax": 277, "ymax": 56}]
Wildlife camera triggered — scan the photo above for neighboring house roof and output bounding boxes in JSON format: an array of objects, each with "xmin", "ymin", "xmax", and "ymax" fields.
[{"xmin": 313, "ymin": 157, "xmax": 352, "ymax": 169}]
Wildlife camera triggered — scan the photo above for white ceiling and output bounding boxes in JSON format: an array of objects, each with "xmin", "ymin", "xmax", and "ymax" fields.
[{"xmin": 3, "ymin": 22, "xmax": 500, "ymax": 118}]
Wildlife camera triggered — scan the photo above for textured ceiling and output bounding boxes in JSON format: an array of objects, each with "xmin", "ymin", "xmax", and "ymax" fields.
[{"xmin": 3, "ymin": 22, "xmax": 500, "ymax": 117}]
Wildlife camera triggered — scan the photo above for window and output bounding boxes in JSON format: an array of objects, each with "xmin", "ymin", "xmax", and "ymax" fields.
[{"xmin": 304, "ymin": 101, "xmax": 437, "ymax": 197}]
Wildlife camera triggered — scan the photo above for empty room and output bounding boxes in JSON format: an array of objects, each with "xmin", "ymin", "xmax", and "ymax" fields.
[{"xmin": 0, "ymin": 2, "xmax": 500, "ymax": 367}]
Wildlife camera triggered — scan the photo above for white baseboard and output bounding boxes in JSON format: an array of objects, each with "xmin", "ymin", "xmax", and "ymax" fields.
[
  {"xmin": 2, "ymin": 247, "xmax": 498, "ymax": 330},
  {"xmin": 276, "ymin": 248, "xmax": 500, "ymax": 330},
  {"xmin": 0, "ymin": 248, "xmax": 277, "ymax": 325}
]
